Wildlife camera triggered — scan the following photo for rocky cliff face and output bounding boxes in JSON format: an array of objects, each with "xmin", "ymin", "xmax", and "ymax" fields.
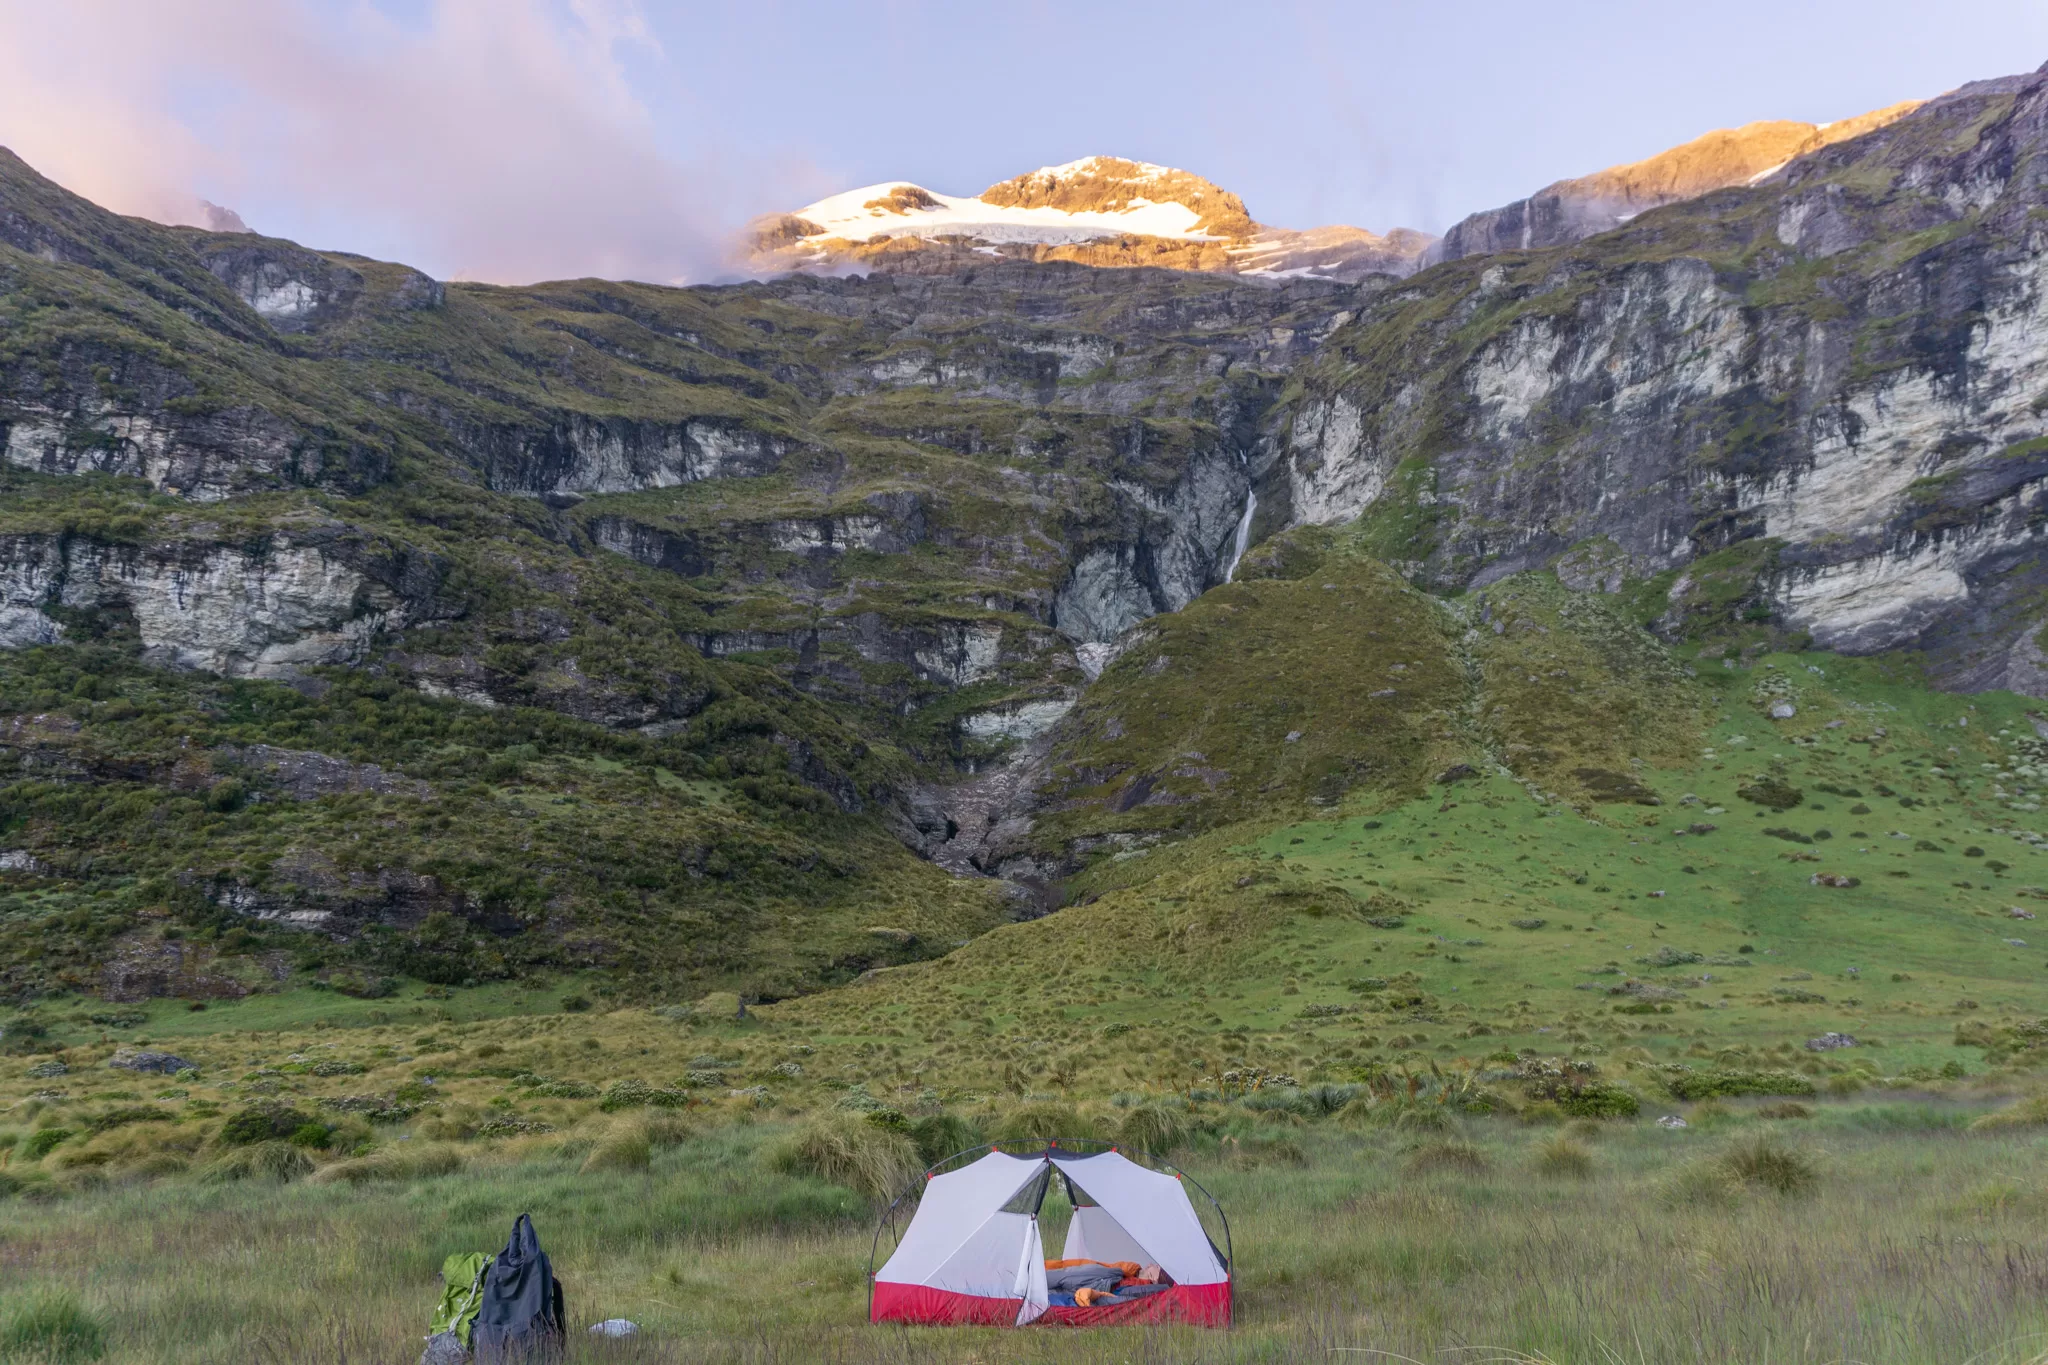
[
  {"xmin": 1263, "ymin": 64, "xmax": 2048, "ymax": 691},
  {"xmin": 0, "ymin": 533, "xmax": 414, "ymax": 676}
]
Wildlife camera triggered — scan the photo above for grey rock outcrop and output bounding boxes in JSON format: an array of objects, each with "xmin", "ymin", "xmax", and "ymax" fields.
[
  {"xmin": 0, "ymin": 531, "xmax": 445, "ymax": 678},
  {"xmin": 1264, "ymin": 66, "xmax": 2048, "ymax": 690}
]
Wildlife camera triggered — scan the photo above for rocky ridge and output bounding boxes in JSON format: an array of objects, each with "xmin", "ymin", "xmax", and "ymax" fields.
[{"xmin": 1424, "ymin": 102, "xmax": 1925, "ymax": 266}]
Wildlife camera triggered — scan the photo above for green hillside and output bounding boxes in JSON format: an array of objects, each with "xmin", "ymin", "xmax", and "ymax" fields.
[{"xmin": 775, "ymin": 616, "xmax": 2048, "ymax": 1094}]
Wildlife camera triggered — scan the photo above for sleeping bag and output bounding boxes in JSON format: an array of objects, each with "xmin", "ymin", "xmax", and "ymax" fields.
[{"xmin": 471, "ymin": 1214, "xmax": 566, "ymax": 1362}]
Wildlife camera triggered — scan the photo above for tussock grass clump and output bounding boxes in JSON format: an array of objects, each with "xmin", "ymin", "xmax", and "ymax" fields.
[
  {"xmin": 1969, "ymin": 1094, "xmax": 2048, "ymax": 1131},
  {"xmin": 201, "ymin": 1141, "xmax": 314, "ymax": 1184},
  {"xmin": 643, "ymin": 1114, "xmax": 696, "ymax": 1149},
  {"xmin": 1218, "ymin": 1134, "xmax": 1307, "ymax": 1169},
  {"xmin": 1687, "ymin": 1099, "xmax": 1735, "ymax": 1128},
  {"xmin": 308, "ymin": 1143, "xmax": 463, "ymax": 1186},
  {"xmin": 1300, "ymin": 1083, "xmax": 1363, "ymax": 1116},
  {"xmin": 1956, "ymin": 1178, "xmax": 2048, "ymax": 1217},
  {"xmin": 767, "ymin": 1115, "xmax": 920, "ymax": 1202},
  {"xmin": 0, "ymin": 1291, "xmax": 106, "ymax": 1363},
  {"xmin": 988, "ymin": 1101, "xmax": 1103, "ymax": 1145},
  {"xmin": 581, "ymin": 1126, "xmax": 651, "ymax": 1173},
  {"xmin": 1116, "ymin": 1104, "xmax": 1189, "ymax": 1156},
  {"xmin": 1719, "ymin": 1133, "xmax": 1819, "ymax": 1195},
  {"xmin": 1241, "ymin": 1087, "xmax": 1308, "ymax": 1116},
  {"xmin": 1344, "ymin": 1096, "xmax": 1457, "ymax": 1133},
  {"xmin": 1532, "ymin": 1134, "xmax": 1594, "ymax": 1178},
  {"xmin": 905, "ymin": 1113, "xmax": 980, "ymax": 1166},
  {"xmin": 1662, "ymin": 1159, "xmax": 1742, "ymax": 1209},
  {"xmin": 1405, "ymin": 1140, "xmax": 1490, "ymax": 1176},
  {"xmin": 1757, "ymin": 1102, "xmax": 1814, "ymax": 1120}
]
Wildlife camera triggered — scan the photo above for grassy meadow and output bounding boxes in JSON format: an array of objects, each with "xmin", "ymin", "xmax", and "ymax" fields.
[
  {"xmin": 4, "ymin": 1099, "xmax": 2048, "ymax": 1363},
  {"xmin": 7, "ymin": 590, "xmax": 2048, "ymax": 1361}
]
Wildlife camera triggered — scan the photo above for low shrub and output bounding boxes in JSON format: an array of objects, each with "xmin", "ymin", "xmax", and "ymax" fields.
[
  {"xmin": 1737, "ymin": 779, "xmax": 1802, "ymax": 809},
  {"xmin": 21, "ymin": 1129, "xmax": 72, "ymax": 1161},
  {"xmin": 219, "ymin": 1106, "xmax": 317, "ymax": 1146},
  {"xmin": 599, "ymin": 1080, "xmax": 691, "ymax": 1112},
  {"xmin": 1661, "ymin": 1068, "xmax": 1816, "ymax": 1101},
  {"xmin": 767, "ymin": 1115, "xmax": 921, "ymax": 1202},
  {"xmin": 318, "ymin": 1096, "xmax": 422, "ymax": 1124},
  {"xmin": 1556, "ymin": 1083, "xmax": 1639, "ymax": 1119},
  {"xmin": 527, "ymin": 1080, "xmax": 597, "ymax": 1100},
  {"xmin": 0, "ymin": 1291, "xmax": 106, "ymax": 1363}
]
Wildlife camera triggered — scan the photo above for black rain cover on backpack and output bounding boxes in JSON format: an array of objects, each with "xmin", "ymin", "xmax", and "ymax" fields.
[{"xmin": 472, "ymin": 1214, "xmax": 565, "ymax": 1362}]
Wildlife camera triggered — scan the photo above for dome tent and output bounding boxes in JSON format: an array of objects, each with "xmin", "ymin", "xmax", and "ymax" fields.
[{"xmin": 868, "ymin": 1141, "xmax": 1232, "ymax": 1327}]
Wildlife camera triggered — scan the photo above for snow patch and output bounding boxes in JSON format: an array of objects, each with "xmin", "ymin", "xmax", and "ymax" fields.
[{"xmin": 787, "ymin": 179, "xmax": 1217, "ymax": 248}]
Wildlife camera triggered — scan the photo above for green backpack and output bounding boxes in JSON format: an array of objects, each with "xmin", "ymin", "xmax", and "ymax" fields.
[{"xmin": 428, "ymin": 1251, "xmax": 494, "ymax": 1348}]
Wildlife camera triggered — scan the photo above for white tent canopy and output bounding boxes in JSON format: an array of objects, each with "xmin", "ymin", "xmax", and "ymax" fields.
[
  {"xmin": 1054, "ymin": 1150, "xmax": 1228, "ymax": 1287},
  {"xmin": 871, "ymin": 1146, "xmax": 1229, "ymax": 1326},
  {"xmin": 873, "ymin": 1151, "xmax": 1051, "ymax": 1323}
]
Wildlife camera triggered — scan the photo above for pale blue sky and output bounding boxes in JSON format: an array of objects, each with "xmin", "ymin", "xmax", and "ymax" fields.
[
  {"xmin": 6, "ymin": 0, "xmax": 2046, "ymax": 283},
  {"xmin": 630, "ymin": 0, "xmax": 2048, "ymax": 236}
]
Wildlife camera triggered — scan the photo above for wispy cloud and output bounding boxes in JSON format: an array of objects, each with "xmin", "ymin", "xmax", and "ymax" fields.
[{"xmin": 0, "ymin": 0, "xmax": 786, "ymax": 284}]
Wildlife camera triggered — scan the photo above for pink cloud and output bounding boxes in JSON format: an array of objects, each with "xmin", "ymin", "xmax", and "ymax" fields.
[{"xmin": 0, "ymin": 0, "xmax": 786, "ymax": 284}]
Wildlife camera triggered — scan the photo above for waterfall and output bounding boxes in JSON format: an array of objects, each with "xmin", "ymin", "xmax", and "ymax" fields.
[{"xmin": 1222, "ymin": 489, "xmax": 1258, "ymax": 584}]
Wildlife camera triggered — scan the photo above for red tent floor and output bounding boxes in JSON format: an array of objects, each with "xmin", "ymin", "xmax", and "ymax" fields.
[{"xmin": 870, "ymin": 1281, "xmax": 1230, "ymax": 1328}]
